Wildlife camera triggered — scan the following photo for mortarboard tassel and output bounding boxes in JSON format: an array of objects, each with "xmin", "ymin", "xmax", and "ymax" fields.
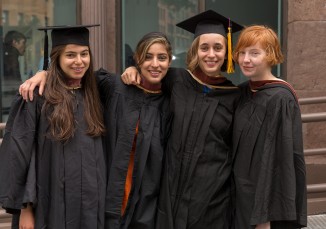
[
  {"xmin": 43, "ymin": 30, "xmax": 49, "ymax": 70},
  {"xmin": 227, "ymin": 18, "xmax": 234, "ymax": 74}
]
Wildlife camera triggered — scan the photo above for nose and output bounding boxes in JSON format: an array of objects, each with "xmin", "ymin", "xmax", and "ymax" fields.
[
  {"xmin": 208, "ymin": 48, "xmax": 215, "ymax": 57},
  {"xmin": 151, "ymin": 57, "xmax": 159, "ymax": 67},
  {"xmin": 75, "ymin": 55, "xmax": 82, "ymax": 64},
  {"xmin": 243, "ymin": 53, "xmax": 250, "ymax": 62}
]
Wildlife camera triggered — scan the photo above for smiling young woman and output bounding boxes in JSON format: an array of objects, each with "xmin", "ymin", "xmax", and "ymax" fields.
[
  {"xmin": 232, "ymin": 25, "xmax": 307, "ymax": 229},
  {"xmin": 0, "ymin": 25, "xmax": 106, "ymax": 229}
]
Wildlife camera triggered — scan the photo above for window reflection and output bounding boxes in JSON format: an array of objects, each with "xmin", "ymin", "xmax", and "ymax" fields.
[
  {"xmin": 1, "ymin": 0, "xmax": 76, "ymax": 122},
  {"xmin": 123, "ymin": 0, "xmax": 198, "ymax": 70}
]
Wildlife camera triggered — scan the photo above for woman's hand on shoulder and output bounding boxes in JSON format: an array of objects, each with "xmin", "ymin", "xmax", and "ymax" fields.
[
  {"xmin": 19, "ymin": 70, "xmax": 48, "ymax": 101},
  {"xmin": 121, "ymin": 66, "xmax": 141, "ymax": 85}
]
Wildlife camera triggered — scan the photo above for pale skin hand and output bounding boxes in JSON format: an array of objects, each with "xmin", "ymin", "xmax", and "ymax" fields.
[
  {"xmin": 121, "ymin": 66, "xmax": 141, "ymax": 85},
  {"xmin": 256, "ymin": 222, "xmax": 271, "ymax": 229},
  {"xmin": 19, "ymin": 205, "xmax": 34, "ymax": 229},
  {"xmin": 19, "ymin": 70, "xmax": 48, "ymax": 101}
]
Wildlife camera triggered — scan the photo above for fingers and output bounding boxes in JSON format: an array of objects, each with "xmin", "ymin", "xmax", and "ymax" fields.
[
  {"xmin": 121, "ymin": 73, "xmax": 140, "ymax": 85},
  {"xmin": 39, "ymin": 80, "xmax": 46, "ymax": 96},
  {"xmin": 19, "ymin": 81, "xmax": 33, "ymax": 101},
  {"xmin": 121, "ymin": 72, "xmax": 131, "ymax": 85},
  {"xmin": 121, "ymin": 69, "xmax": 141, "ymax": 85},
  {"xmin": 136, "ymin": 75, "xmax": 141, "ymax": 85},
  {"xmin": 27, "ymin": 82, "xmax": 37, "ymax": 101}
]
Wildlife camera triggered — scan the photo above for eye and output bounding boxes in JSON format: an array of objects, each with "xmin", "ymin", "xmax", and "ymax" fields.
[
  {"xmin": 213, "ymin": 44, "xmax": 223, "ymax": 51},
  {"xmin": 200, "ymin": 46, "xmax": 208, "ymax": 52},
  {"xmin": 81, "ymin": 51, "xmax": 89, "ymax": 57},
  {"xmin": 250, "ymin": 51, "xmax": 260, "ymax": 56},
  {"xmin": 145, "ymin": 54, "xmax": 153, "ymax": 60},
  {"xmin": 66, "ymin": 53, "xmax": 75, "ymax": 58},
  {"xmin": 158, "ymin": 54, "xmax": 168, "ymax": 61}
]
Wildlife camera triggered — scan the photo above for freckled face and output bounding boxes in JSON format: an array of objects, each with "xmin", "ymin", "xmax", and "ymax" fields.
[
  {"xmin": 139, "ymin": 43, "xmax": 171, "ymax": 85},
  {"xmin": 197, "ymin": 33, "xmax": 226, "ymax": 77},
  {"xmin": 59, "ymin": 44, "xmax": 90, "ymax": 80},
  {"xmin": 237, "ymin": 42, "xmax": 271, "ymax": 81}
]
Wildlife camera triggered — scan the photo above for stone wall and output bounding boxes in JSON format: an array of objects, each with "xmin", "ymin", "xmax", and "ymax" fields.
[{"xmin": 286, "ymin": 0, "xmax": 326, "ymax": 164}]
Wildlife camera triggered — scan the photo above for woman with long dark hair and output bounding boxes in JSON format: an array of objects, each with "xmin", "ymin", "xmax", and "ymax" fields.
[{"xmin": 0, "ymin": 25, "xmax": 106, "ymax": 229}]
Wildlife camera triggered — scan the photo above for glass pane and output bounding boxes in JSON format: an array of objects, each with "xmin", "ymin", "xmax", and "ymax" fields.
[
  {"xmin": 122, "ymin": 0, "xmax": 199, "ymax": 71},
  {"xmin": 122, "ymin": 0, "xmax": 281, "ymax": 85},
  {"xmin": 206, "ymin": 0, "xmax": 281, "ymax": 85},
  {"xmin": 1, "ymin": 0, "xmax": 76, "ymax": 122}
]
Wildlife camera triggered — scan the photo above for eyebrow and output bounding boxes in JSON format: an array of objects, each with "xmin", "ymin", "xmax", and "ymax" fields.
[
  {"xmin": 64, "ymin": 48, "xmax": 89, "ymax": 53},
  {"xmin": 199, "ymin": 42, "xmax": 223, "ymax": 46}
]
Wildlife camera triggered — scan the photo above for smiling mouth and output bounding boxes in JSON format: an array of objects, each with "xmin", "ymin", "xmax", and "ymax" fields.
[
  {"xmin": 149, "ymin": 70, "xmax": 161, "ymax": 77},
  {"xmin": 73, "ymin": 67, "xmax": 84, "ymax": 72},
  {"xmin": 205, "ymin": 61, "xmax": 218, "ymax": 67},
  {"xmin": 243, "ymin": 66, "xmax": 253, "ymax": 70}
]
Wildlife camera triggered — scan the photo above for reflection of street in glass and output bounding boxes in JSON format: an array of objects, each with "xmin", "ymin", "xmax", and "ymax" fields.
[
  {"xmin": 3, "ymin": 30, "xmax": 26, "ymax": 81},
  {"xmin": 2, "ymin": 30, "xmax": 27, "ymax": 116}
]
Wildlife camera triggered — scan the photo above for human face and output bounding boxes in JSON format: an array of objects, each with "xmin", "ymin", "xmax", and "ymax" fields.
[
  {"xmin": 13, "ymin": 39, "xmax": 26, "ymax": 56},
  {"xmin": 237, "ymin": 43, "xmax": 272, "ymax": 81},
  {"xmin": 139, "ymin": 43, "xmax": 170, "ymax": 85},
  {"xmin": 197, "ymin": 33, "xmax": 226, "ymax": 77},
  {"xmin": 59, "ymin": 44, "xmax": 90, "ymax": 80}
]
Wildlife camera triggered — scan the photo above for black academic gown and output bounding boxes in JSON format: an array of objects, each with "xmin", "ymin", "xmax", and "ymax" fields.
[
  {"xmin": 0, "ymin": 89, "xmax": 106, "ymax": 229},
  {"xmin": 96, "ymin": 68, "xmax": 171, "ymax": 229},
  {"xmin": 156, "ymin": 68, "xmax": 240, "ymax": 229},
  {"xmin": 232, "ymin": 81, "xmax": 307, "ymax": 228}
]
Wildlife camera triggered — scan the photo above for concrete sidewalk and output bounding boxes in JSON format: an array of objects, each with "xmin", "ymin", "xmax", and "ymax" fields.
[
  {"xmin": 1, "ymin": 210, "xmax": 325, "ymax": 228},
  {"xmin": 306, "ymin": 214, "xmax": 326, "ymax": 229}
]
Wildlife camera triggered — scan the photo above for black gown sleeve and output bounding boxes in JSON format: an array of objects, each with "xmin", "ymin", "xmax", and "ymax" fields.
[
  {"xmin": 250, "ymin": 95, "xmax": 307, "ymax": 227},
  {"xmin": 95, "ymin": 68, "xmax": 117, "ymax": 105},
  {"xmin": 161, "ymin": 67, "xmax": 185, "ymax": 95},
  {"xmin": 0, "ymin": 91, "xmax": 42, "ymax": 212}
]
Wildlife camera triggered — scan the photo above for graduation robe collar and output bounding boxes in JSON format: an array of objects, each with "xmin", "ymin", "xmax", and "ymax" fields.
[
  {"xmin": 187, "ymin": 69, "xmax": 238, "ymax": 90},
  {"xmin": 249, "ymin": 79, "xmax": 298, "ymax": 101},
  {"xmin": 63, "ymin": 78, "xmax": 82, "ymax": 90},
  {"xmin": 192, "ymin": 68, "xmax": 226, "ymax": 85},
  {"xmin": 136, "ymin": 76, "xmax": 162, "ymax": 94}
]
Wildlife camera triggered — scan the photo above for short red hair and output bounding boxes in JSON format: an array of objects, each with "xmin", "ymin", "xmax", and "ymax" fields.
[{"xmin": 233, "ymin": 25, "xmax": 284, "ymax": 66}]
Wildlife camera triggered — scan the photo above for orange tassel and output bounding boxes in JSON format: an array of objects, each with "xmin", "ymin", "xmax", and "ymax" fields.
[{"xmin": 227, "ymin": 19, "xmax": 234, "ymax": 74}]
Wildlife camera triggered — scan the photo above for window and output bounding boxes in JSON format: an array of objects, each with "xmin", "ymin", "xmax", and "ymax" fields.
[
  {"xmin": 122, "ymin": 0, "xmax": 198, "ymax": 70},
  {"xmin": 0, "ymin": 0, "xmax": 77, "ymax": 122},
  {"xmin": 122, "ymin": 0, "xmax": 282, "ymax": 85},
  {"xmin": 2, "ymin": 10, "xmax": 9, "ymax": 26},
  {"xmin": 206, "ymin": 0, "xmax": 282, "ymax": 85}
]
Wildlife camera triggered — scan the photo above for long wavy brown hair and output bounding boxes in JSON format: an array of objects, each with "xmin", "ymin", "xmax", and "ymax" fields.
[{"xmin": 43, "ymin": 45, "xmax": 105, "ymax": 141}]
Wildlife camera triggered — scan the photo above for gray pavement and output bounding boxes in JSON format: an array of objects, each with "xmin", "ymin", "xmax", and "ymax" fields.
[{"xmin": 306, "ymin": 214, "xmax": 326, "ymax": 229}]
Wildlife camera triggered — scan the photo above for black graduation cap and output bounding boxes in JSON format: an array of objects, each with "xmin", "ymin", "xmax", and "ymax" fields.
[
  {"xmin": 176, "ymin": 10, "xmax": 243, "ymax": 73},
  {"xmin": 38, "ymin": 24, "xmax": 100, "ymax": 70},
  {"xmin": 176, "ymin": 10, "xmax": 243, "ymax": 38}
]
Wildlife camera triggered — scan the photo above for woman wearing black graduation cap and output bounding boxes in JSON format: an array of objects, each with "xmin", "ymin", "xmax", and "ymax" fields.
[
  {"xmin": 122, "ymin": 10, "xmax": 243, "ymax": 229},
  {"xmin": 18, "ymin": 10, "xmax": 242, "ymax": 229},
  {"xmin": 17, "ymin": 31, "xmax": 174, "ymax": 229},
  {"xmin": 0, "ymin": 25, "xmax": 106, "ymax": 229}
]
